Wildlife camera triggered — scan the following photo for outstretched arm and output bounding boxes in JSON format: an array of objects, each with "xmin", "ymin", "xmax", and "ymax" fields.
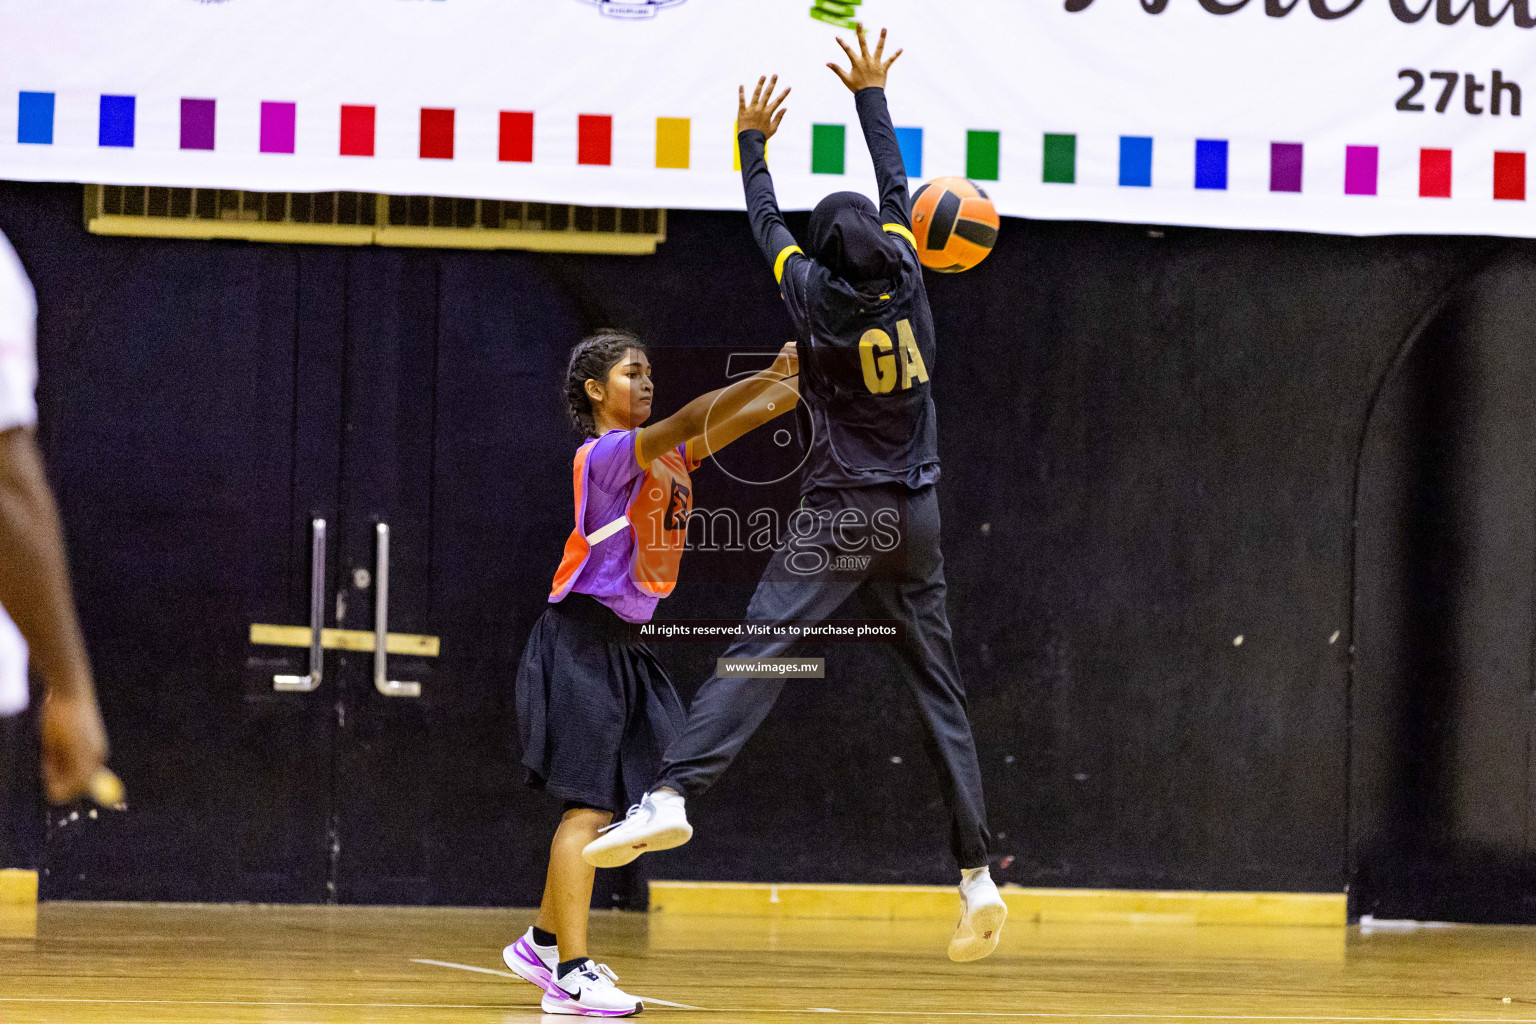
[
  {"xmin": 737, "ymin": 76, "xmax": 800, "ymax": 277},
  {"xmin": 830, "ymin": 26, "xmax": 911, "ymax": 232},
  {"xmin": 688, "ymin": 345, "xmax": 800, "ymax": 463},
  {"xmin": 636, "ymin": 341, "xmax": 797, "ymax": 466}
]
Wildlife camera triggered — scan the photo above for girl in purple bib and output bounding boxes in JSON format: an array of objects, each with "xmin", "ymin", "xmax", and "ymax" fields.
[{"xmin": 502, "ymin": 329, "xmax": 797, "ymax": 1016}]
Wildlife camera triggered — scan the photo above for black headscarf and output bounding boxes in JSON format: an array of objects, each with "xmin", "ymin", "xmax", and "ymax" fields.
[{"xmin": 807, "ymin": 191, "xmax": 901, "ymax": 287}]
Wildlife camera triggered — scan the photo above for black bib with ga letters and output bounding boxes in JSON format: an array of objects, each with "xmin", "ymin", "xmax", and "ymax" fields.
[{"xmin": 791, "ymin": 246, "xmax": 941, "ymax": 492}]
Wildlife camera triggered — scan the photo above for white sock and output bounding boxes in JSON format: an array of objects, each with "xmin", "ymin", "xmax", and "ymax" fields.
[
  {"xmin": 650, "ymin": 788, "xmax": 684, "ymax": 807},
  {"xmin": 961, "ymin": 866, "xmax": 992, "ymax": 890}
]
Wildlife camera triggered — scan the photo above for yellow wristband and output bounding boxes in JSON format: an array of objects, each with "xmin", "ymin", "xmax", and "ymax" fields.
[
  {"xmin": 774, "ymin": 245, "xmax": 804, "ymax": 284},
  {"xmin": 883, "ymin": 223, "xmax": 917, "ymax": 249}
]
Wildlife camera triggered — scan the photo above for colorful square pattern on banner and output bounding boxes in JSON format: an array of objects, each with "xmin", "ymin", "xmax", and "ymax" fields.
[
  {"xmin": 4, "ymin": 2, "xmax": 1535, "ymax": 237},
  {"xmin": 12, "ymin": 91, "xmax": 1532, "ymax": 208}
]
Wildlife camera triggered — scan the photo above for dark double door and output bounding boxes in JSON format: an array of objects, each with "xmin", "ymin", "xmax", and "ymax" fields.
[{"xmin": 38, "ymin": 244, "xmax": 584, "ymax": 905}]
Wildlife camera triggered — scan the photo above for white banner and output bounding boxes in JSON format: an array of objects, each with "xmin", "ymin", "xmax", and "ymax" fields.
[{"xmin": 2, "ymin": 0, "xmax": 1535, "ymax": 237}]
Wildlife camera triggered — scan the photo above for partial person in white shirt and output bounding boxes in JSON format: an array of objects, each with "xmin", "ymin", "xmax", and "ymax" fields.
[{"xmin": 0, "ymin": 228, "xmax": 109, "ymax": 803}]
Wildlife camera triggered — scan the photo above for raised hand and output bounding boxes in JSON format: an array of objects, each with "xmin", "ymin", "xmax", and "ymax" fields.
[
  {"xmin": 828, "ymin": 24, "xmax": 903, "ymax": 93},
  {"xmin": 738, "ymin": 75, "xmax": 791, "ymax": 139}
]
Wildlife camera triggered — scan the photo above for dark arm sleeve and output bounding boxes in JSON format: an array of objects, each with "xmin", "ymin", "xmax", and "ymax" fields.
[
  {"xmin": 739, "ymin": 128, "xmax": 813, "ymax": 335},
  {"xmin": 739, "ymin": 130, "xmax": 801, "ymax": 277},
  {"xmin": 855, "ymin": 87, "xmax": 911, "ymax": 231}
]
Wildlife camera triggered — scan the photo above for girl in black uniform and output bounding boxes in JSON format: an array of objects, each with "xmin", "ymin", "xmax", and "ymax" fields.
[{"xmin": 583, "ymin": 27, "xmax": 1007, "ymax": 963}]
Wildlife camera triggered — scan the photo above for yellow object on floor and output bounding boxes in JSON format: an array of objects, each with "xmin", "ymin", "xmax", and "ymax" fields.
[{"xmin": 0, "ymin": 868, "xmax": 38, "ymax": 905}]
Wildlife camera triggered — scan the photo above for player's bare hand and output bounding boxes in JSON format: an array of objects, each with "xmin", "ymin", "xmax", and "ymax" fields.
[
  {"xmin": 829, "ymin": 24, "xmax": 902, "ymax": 93},
  {"xmin": 738, "ymin": 75, "xmax": 790, "ymax": 139},
  {"xmin": 40, "ymin": 689, "xmax": 108, "ymax": 804},
  {"xmin": 772, "ymin": 341, "xmax": 798, "ymax": 380}
]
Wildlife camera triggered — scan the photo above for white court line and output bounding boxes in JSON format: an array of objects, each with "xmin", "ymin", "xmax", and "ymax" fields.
[
  {"xmin": 410, "ymin": 956, "xmax": 704, "ymax": 1010},
  {"xmin": 2, "ymin": 999, "xmax": 1532, "ymax": 1021},
  {"xmin": 723, "ymin": 1014, "xmax": 1536, "ymax": 1023},
  {"xmin": 0, "ymin": 999, "xmax": 519, "ymax": 1009},
  {"xmin": 410, "ymin": 957, "xmax": 520, "ymax": 979}
]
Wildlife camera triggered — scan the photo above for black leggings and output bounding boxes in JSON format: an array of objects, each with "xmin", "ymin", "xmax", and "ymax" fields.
[{"xmin": 654, "ymin": 483, "xmax": 992, "ymax": 870}]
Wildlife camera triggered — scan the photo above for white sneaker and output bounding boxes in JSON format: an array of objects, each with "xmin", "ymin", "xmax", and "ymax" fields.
[
  {"xmin": 502, "ymin": 927, "xmax": 557, "ymax": 992},
  {"xmin": 581, "ymin": 789, "xmax": 692, "ymax": 869},
  {"xmin": 541, "ymin": 959, "xmax": 643, "ymax": 1017},
  {"xmin": 949, "ymin": 869, "xmax": 1008, "ymax": 962}
]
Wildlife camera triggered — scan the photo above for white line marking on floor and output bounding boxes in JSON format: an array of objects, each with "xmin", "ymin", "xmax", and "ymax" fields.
[
  {"xmin": 776, "ymin": 1015, "xmax": 1536, "ymax": 1023},
  {"xmin": 410, "ymin": 957, "xmax": 518, "ymax": 979},
  {"xmin": 3, "ymin": 995, "xmax": 1528, "ymax": 1022},
  {"xmin": 409, "ymin": 956, "xmax": 704, "ymax": 1010},
  {"xmin": 638, "ymin": 996, "xmax": 704, "ymax": 1010},
  {"xmin": 0, "ymin": 999, "xmax": 518, "ymax": 1009}
]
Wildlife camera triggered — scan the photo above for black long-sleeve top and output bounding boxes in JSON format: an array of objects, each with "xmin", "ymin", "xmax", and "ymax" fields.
[{"xmin": 738, "ymin": 87, "xmax": 940, "ymax": 493}]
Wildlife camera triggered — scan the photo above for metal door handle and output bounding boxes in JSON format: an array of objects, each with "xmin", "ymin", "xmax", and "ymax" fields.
[
  {"xmin": 274, "ymin": 519, "xmax": 327, "ymax": 692},
  {"xmin": 374, "ymin": 523, "xmax": 421, "ymax": 698}
]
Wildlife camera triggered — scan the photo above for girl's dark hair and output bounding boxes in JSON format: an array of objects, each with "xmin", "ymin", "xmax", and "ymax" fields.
[{"xmin": 565, "ymin": 329, "xmax": 644, "ymax": 437}]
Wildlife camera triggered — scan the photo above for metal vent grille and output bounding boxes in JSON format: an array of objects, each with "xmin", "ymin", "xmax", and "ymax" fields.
[{"xmin": 83, "ymin": 186, "xmax": 665, "ymax": 254}]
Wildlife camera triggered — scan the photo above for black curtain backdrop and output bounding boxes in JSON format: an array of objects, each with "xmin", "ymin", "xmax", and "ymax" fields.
[{"xmin": 2, "ymin": 181, "xmax": 1533, "ymax": 920}]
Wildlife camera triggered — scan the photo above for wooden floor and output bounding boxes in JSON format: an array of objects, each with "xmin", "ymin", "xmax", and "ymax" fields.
[{"xmin": 4, "ymin": 902, "xmax": 1536, "ymax": 1023}]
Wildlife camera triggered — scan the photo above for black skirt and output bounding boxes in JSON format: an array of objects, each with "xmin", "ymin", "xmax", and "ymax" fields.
[{"xmin": 514, "ymin": 594, "xmax": 686, "ymax": 814}]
